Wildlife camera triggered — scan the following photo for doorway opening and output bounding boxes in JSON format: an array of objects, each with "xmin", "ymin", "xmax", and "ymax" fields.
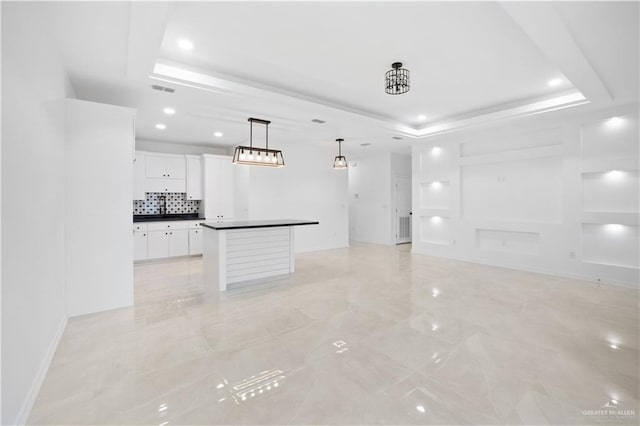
[{"xmin": 394, "ymin": 175, "xmax": 412, "ymax": 244}]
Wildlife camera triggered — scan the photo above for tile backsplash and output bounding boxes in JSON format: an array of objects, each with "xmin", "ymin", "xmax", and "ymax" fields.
[{"xmin": 133, "ymin": 193, "xmax": 201, "ymax": 215}]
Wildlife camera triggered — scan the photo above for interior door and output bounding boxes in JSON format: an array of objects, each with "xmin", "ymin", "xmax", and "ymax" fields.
[{"xmin": 394, "ymin": 175, "xmax": 412, "ymax": 244}]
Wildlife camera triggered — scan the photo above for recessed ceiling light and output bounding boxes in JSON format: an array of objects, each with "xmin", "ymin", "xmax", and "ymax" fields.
[
  {"xmin": 214, "ymin": 131, "xmax": 223, "ymax": 138},
  {"xmin": 311, "ymin": 119, "xmax": 326, "ymax": 124},
  {"xmin": 177, "ymin": 38, "xmax": 194, "ymax": 50},
  {"xmin": 163, "ymin": 107, "xmax": 176, "ymax": 115},
  {"xmin": 548, "ymin": 78, "xmax": 563, "ymax": 87},
  {"xmin": 417, "ymin": 114, "xmax": 427, "ymax": 121},
  {"xmin": 155, "ymin": 123, "xmax": 166, "ymax": 130},
  {"xmin": 360, "ymin": 142, "xmax": 371, "ymax": 146},
  {"xmin": 392, "ymin": 136, "xmax": 403, "ymax": 140}
]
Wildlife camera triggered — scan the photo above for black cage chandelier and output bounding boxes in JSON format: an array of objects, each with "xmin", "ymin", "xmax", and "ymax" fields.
[
  {"xmin": 232, "ymin": 118, "xmax": 285, "ymax": 167},
  {"xmin": 333, "ymin": 138, "xmax": 347, "ymax": 169},
  {"xmin": 385, "ymin": 62, "xmax": 410, "ymax": 95}
]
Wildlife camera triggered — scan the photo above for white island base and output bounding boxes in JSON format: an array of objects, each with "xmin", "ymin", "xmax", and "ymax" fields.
[{"xmin": 201, "ymin": 219, "xmax": 319, "ymax": 291}]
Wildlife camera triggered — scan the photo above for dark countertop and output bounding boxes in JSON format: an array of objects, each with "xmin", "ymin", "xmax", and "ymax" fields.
[
  {"xmin": 134, "ymin": 214, "xmax": 206, "ymax": 223},
  {"xmin": 201, "ymin": 219, "xmax": 319, "ymax": 230}
]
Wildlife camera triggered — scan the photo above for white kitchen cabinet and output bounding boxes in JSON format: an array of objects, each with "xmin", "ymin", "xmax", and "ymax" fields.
[
  {"xmin": 133, "ymin": 223, "xmax": 147, "ymax": 232},
  {"xmin": 135, "ymin": 221, "xmax": 202, "ymax": 261},
  {"xmin": 147, "ymin": 230, "xmax": 169, "ymax": 259},
  {"xmin": 133, "ymin": 231, "xmax": 148, "ymax": 261},
  {"xmin": 186, "ymin": 155, "xmax": 203, "ymax": 200},
  {"xmin": 146, "ymin": 155, "xmax": 186, "ymax": 179},
  {"xmin": 218, "ymin": 160, "xmax": 235, "ymax": 218},
  {"xmin": 146, "ymin": 177, "xmax": 186, "ymax": 193},
  {"xmin": 189, "ymin": 229, "xmax": 203, "ymax": 255},
  {"xmin": 133, "ymin": 153, "xmax": 146, "ymax": 200},
  {"xmin": 168, "ymin": 229, "xmax": 189, "ymax": 257},
  {"xmin": 203, "ymin": 155, "xmax": 235, "ymax": 220}
]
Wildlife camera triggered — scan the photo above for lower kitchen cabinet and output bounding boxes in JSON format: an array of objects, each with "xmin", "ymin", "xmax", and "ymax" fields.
[
  {"xmin": 147, "ymin": 230, "xmax": 169, "ymax": 259},
  {"xmin": 133, "ymin": 231, "xmax": 148, "ymax": 261},
  {"xmin": 134, "ymin": 220, "xmax": 203, "ymax": 261},
  {"xmin": 168, "ymin": 229, "xmax": 189, "ymax": 257},
  {"xmin": 189, "ymin": 229, "xmax": 203, "ymax": 255}
]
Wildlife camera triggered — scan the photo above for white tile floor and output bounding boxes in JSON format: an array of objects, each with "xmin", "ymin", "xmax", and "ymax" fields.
[{"xmin": 28, "ymin": 243, "xmax": 639, "ymax": 425}]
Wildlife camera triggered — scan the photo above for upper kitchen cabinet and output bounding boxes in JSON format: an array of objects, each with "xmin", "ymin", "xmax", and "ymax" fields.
[
  {"xmin": 133, "ymin": 153, "xmax": 146, "ymax": 200},
  {"xmin": 145, "ymin": 177, "xmax": 186, "ymax": 193},
  {"xmin": 186, "ymin": 155, "xmax": 203, "ymax": 200},
  {"xmin": 203, "ymin": 155, "xmax": 235, "ymax": 220},
  {"xmin": 143, "ymin": 152, "xmax": 187, "ymax": 193},
  {"xmin": 146, "ymin": 154, "xmax": 186, "ymax": 179}
]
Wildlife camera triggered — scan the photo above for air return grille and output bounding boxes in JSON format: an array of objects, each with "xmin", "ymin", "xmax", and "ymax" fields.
[{"xmin": 151, "ymin": 84, "xmax": 175, "ymax": 93}]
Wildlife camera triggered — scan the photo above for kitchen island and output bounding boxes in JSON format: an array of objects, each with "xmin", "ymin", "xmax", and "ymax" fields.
[{"xmin": 201, "ymin": 219, "xmax": 319, "ymax": 291}]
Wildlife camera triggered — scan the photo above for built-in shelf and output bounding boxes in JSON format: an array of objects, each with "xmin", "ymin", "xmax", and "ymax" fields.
[
  {"xmin": 475, "ymin": 228, "xmax": 540, "ymax": 256},
  {"xmin": 420, "ymin": 215, "xmax": 451, "ymax": 245},
  {"xmin": 582, "ymin": 170, "xmax": 639, "ymax": 214},
  {"xmin": 419, "ymin": 180, "xmax": 451, "ymax": 210},
  {"xmin": 581, "ymin": 223, "xmax": 639, "ymax": 269},
  {"xmin": 581, "ymin": 212, "xmax": 639, "ymax": 226},
  {"xmin": 580, "ymin": 157, "xmax": 639, "ymax": 174},
  {"xmin": 419, "ymin": 147, "xmax": 450, "ymax": 179},
  {"xmin": 581, "ymin": 115, "xmax": 639, "ymax": 160}
]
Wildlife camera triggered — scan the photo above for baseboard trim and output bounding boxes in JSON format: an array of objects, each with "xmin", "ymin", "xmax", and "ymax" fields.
[{"xmin": 15, "ymin": 316, "xmax": 68, "ymax": 425}]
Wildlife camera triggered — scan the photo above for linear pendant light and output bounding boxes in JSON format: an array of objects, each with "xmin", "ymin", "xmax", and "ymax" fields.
[
  {"xmin": 232, "ymin": 118, "xmax": 285, "ymax": 167},
  {"xmin": 333, "ymin": 138, "xmax": 347, "ymax": 169}
]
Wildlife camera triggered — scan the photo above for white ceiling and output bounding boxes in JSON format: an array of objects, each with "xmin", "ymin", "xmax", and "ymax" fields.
[
  {"xmin": 160, "ymin": 2, "xmax": 571, "ymax": 124},
  {"xmin": 43, "ymin": 1, "xmax": 639, "ymax": 157}
]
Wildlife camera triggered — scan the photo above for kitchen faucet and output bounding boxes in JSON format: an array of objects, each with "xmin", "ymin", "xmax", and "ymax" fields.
[{"xmin": 159, "ymin": 195, "xmax": 167, "ymax": 216}]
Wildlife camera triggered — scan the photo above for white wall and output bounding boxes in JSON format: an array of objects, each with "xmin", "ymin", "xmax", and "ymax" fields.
[
  {"xmin": 243, "ymin": 141, "xmax": 349, "ymax": 252},
  {"xmin": 65, "ymin": 100, "xmax": 135, "ymax": 316},
  {"xmin": 412, "ymin": 103, "xmax": 640, "ymax": 287},
  {"xmin": 1, "ymin": 3, "xmax": 73, "ymax": 423},
  {"xmin": 348, "ymin": 152, "xmax": 411, "ymax": 245},
  {"xmin": 136, "ymin": 138, "xmax": 228, "ymax": 155}
]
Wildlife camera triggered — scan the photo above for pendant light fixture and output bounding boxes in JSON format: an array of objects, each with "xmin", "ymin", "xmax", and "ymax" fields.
[
  {"xmin": 232, "ymin": 118, "xmax": 285, "ymax": 167},
  {"xmin": 385, "ymin": 62, "xmax": 410, "ymax": 95},
  {"xmin": 333, "ymin": 138, "xmax": 347, "ymax": 169}
]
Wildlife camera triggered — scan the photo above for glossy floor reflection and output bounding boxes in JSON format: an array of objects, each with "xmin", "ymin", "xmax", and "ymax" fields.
[{"xmin": 28, "ymin": 243, "xmax": 639, "ymax": 425}]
